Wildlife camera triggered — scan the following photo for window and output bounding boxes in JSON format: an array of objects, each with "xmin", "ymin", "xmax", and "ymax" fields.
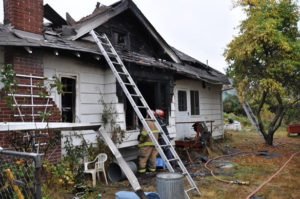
[
  {"xmin": 61, "ymin": 77, "xmax": 76, "ymax": 122},
  {"xmin": 113, "ymin": 31, "xmax": 128, "ymax": 47},
  {"xmin": 190, "ymin": 90, "xmax": 199, "ymax": 115},
  {"xmin": 178, "ymin": 90, "xmax": 187, "ymax": 111}
]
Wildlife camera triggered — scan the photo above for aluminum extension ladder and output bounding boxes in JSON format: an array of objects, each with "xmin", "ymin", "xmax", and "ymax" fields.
[
  {"xmin": 90, "ymin": 30, "xmax": 201, "ymax": 198},
  {"xmin": 227, "ymin": 80, "xmax": 264, "ymax": 143}
]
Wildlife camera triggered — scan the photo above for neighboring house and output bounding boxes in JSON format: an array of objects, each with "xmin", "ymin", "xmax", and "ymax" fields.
[{"xmin": 0, "ymin": 0, "xmax": 228, "ymax": 161}]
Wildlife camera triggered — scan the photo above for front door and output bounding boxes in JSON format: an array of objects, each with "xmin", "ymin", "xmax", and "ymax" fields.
[{"xmin": 175, "ymin": 89, "xmax": 191, "ymax": 140}]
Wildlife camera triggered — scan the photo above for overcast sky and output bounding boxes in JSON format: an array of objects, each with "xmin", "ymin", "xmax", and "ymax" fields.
[{"xmin": 0, "ymin": 0, "xmax": 246, "ymax": 73}]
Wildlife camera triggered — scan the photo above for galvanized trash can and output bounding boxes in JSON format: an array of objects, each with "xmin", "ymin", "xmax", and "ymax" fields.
[{"xmin": 156, "ymin": 172, "xmax": 184, "ymax": 199}]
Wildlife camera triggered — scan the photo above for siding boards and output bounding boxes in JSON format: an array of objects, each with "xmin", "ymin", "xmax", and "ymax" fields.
[
  {"xmin": 79, "ymin": 104, "xmax": 103, "ymax": 114},
  {"xmin": 175, "ymin": 79, "xmax": 224, "ymax": 138},
  {"xmin": 44, "ymin": 53, "xmax": 111, "ymax": 150},
  {"xmin": 80, "ymin": 93, "xmax": 101, "ymax": 104}
]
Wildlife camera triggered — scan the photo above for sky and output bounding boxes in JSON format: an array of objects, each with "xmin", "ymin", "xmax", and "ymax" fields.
[{"xmin": 0, "ymin": 0, "xmax": 246, "ymax": 73}]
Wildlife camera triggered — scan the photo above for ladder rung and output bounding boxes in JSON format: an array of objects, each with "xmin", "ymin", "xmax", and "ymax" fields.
[
  {"xmin": 145, "ymin": 118, "xmax": 155, "ymax": 121},
  {"xmin": 152, "ymin": 131, "xmax": 163, "ymax": 134},
  {"xmin": 12, "ymin": 104, "xmax": 53, "ymax": 107},
  {"xmin": 8, "ymin": 94, "xmax": 52, "ymax": 98},
  {"xmin": 112, "ymin": 61, "xmax": 121, "ymax": 65},
  {"xmin": 185, "ymin": 187, "xmax": 197, "ymax": 193},
  {"xmin": 161, "ymin": 144, "xmax": 171, "ymax": 147},
  {"xmin": 137, "ymin": 106, "xmax": 148, "ymax": 109},
  {"xmin": 130, "ymin": 94, "xmax": 141, "ymax": 97},
  {"xmin": 168, "ymin": 158, "xmax": 178, "ymax": 162},
  {"xmin": 124, "ymin": 83, "xmax": 135, "ymax": 86},
  {"xmin": 118, "ymin": 72, "xmax": 129, "ymax": 76},
  {"xmin": 107, "ymin": 52, "xmax": 117, "ymax": 57},
  {"xmin": 96, "ymin": 34, "xmax": 106, "ymax": 39},
  {"xmin": 101, "ymin": 41, "xmax": 110, "ymax": 46}
]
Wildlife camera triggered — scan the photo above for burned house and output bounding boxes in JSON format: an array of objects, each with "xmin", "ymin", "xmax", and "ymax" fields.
[{"xmin": 0, "ymin": 0, "xmax": 228, "ymax": 160}]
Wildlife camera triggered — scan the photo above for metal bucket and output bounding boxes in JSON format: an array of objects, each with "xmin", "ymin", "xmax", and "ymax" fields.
[
  {"xmin": 107, "ymin": 161, "xmax": 137, "ymax": 182},
  {"xmin": 156, "ymin": 172, "xmax": 184, "ymax": 199}
]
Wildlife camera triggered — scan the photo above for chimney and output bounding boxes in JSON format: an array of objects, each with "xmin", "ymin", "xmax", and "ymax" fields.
[{"xmin": 4, "ymin": 0, "xmax": 44, "ymax": 34}]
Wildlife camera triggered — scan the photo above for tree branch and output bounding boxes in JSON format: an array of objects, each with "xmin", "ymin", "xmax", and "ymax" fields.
[
  {"xmin": 288, "ymin": 97, "xmax": 300, "ymax": 108},
  {"xmin": 268, "ymin": 93, "xmax": 284, "ymax": 134},
  {"xmin": 273, "ymin": 96, "xmax": 299, "ymax": 132},
  {"xmin": 274, "ymin": 109, "xmax": 286, "ymax": 132},
  {"xmin": 256, "ymin": 90, "xmax": 267, "ymax": 138}
]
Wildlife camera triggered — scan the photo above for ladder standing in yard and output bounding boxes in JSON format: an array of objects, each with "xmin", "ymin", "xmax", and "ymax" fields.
[{"xmin": 90, "ymin": 30, "xmax": 201, "ymax": 198}]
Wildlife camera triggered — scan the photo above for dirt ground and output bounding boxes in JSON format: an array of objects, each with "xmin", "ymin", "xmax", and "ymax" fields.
[{"xmin": 47, "ymin": 129, "xmax": 300, "ymax": 199}]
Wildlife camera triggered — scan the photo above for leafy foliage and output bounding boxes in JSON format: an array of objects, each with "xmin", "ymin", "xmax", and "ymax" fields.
[
  {"xmin": 42, "ymin": 132, "xmax": 112, "ymax": 191},
  {"xmin": 223, "ymin": 93, "xmax": 245, "ymax": 115},
  {"xmin": 1, "ymin": 64, "xmax": 17, "ymax": 109},
  {"xmin": 101, "ymin": 100, "xmax": 125, "ymax": 144},
  {"xmin": 284, "ymin": 101, "xmax": 300, "ymax": 124},
  {"xmin": 224, "ymin": 0, "xmax": 300, "ymax": 144}
]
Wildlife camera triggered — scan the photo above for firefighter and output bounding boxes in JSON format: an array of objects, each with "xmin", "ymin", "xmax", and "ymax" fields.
[
  {"xmin": 138, "ymin": 110, "xmax": 159, "ymax": 174},
  {"xmin": 156, "ymin": 109, "xmax": 175, "ymax": 167}
]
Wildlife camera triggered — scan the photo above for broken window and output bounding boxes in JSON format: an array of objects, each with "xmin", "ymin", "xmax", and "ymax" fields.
[
  {"xmin": 190, "ymin": 90, "xmax": 199, "ymax": 115},
  {"xmin": 178, "ymin": 90, "xmax": 187, "ymax": 111},
  {"xmin": 61, "ymin": 77, "xmax": 76, "ymax": 122},
  {"xmin": 113, "ymin": 31, "xmax": 128, "ymax": 47}
]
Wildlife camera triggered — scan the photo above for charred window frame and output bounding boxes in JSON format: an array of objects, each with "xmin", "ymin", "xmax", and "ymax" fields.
[
  {"xmin": 121, "ymin": 81, "xmax": 172, "ymax": 130},
  {"xmin": 61, "ymin": 77, "xmax": 76, "ymax": 122},
  {"xmin": 178, "ymin": 90, "xmax": 187, "ymax": 111},
  {"xmin": 190, "ymin": 90, "xmax": 199, "ymax": 115},
  {"xmin": 111, "ymin": 28, "xmax": 129, "ymax": 49},
  {"xmin": 116, "ymin": 64, "xmax": 174, "ymax": 130}
]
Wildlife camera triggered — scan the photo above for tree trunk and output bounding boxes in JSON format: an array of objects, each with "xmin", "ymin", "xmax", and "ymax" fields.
[{"xmin": 265, "ymin": 131, "xmax": 274, "ymax": 145}]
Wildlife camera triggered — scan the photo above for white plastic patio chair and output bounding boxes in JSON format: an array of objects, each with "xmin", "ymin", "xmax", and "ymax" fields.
[{"xmin": 84, "ymin": 153, "xmax": 108, "ymax": 187}]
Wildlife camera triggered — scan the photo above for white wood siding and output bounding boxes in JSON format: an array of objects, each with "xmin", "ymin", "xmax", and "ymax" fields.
[
  {"xmin": 174, "ymin": 79, "xmax": 224, "ymax": 139},
  {"xmin": 44, "ymin": 54, "xmax": 105, "ymax": 151},
  {"xmin": 43, "ymin": 53, "xmax": 130, "ymax": 150}
]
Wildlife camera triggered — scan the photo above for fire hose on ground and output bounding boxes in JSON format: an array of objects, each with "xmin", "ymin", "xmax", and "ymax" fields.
[
  {"xmin": 203, "ymin": 150, "xmax": 300, "ymax": 199},
  {"xmin": 245, "ymin": 150, "xmax": 300, "ymax": 199},
  {"xmin": 204, "ymin": 151, "xmax": 250, "ymax": 185}
]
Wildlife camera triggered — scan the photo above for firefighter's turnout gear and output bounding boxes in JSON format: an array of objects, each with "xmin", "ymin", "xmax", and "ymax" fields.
[
  {"xmin": 156, "ymin": 109, "xmax": 175, "ymax": 167},
  {"xmin": 138, "ymin": 120, "xmax": 159, "ymax": 173}
]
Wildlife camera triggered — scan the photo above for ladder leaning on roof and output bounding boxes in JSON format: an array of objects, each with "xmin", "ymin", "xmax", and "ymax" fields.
[{"xmin": 90, "ymin": 30, "xmax": 201, "ymax": 198}]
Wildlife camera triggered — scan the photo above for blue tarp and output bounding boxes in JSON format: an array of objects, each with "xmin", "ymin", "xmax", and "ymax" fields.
[{"xmin": 115, "ymin": 191, "xmax": 160, "ymax": 199}]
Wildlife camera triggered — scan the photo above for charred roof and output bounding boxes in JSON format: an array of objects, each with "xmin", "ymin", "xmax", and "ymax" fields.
[{"xmin": 0, "ymin": 0, "xmax": 228, "ymax": 84}]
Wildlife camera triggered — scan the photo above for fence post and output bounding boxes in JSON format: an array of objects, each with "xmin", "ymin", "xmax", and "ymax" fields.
[{"xmin": 34, "ymin": 154, "xmax": 42, "ymax": 199}]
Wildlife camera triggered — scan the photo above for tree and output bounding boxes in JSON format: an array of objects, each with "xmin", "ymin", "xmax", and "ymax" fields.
[
  {"xmin": 223, "ymin": 93, "xmax": 245, "ymax": 115},
  {"xmin": 224, "ymin": 0, "xmax": 300, "ymax": 145}
]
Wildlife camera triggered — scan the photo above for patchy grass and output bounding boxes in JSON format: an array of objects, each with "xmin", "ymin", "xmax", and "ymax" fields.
[
  {"xmin": 191, "ymin": 130, "xmax": 300, "ymax": 199},
  {"xmin": 44, "ymin": 129, "xmax": 300, "ymax": 199}
]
